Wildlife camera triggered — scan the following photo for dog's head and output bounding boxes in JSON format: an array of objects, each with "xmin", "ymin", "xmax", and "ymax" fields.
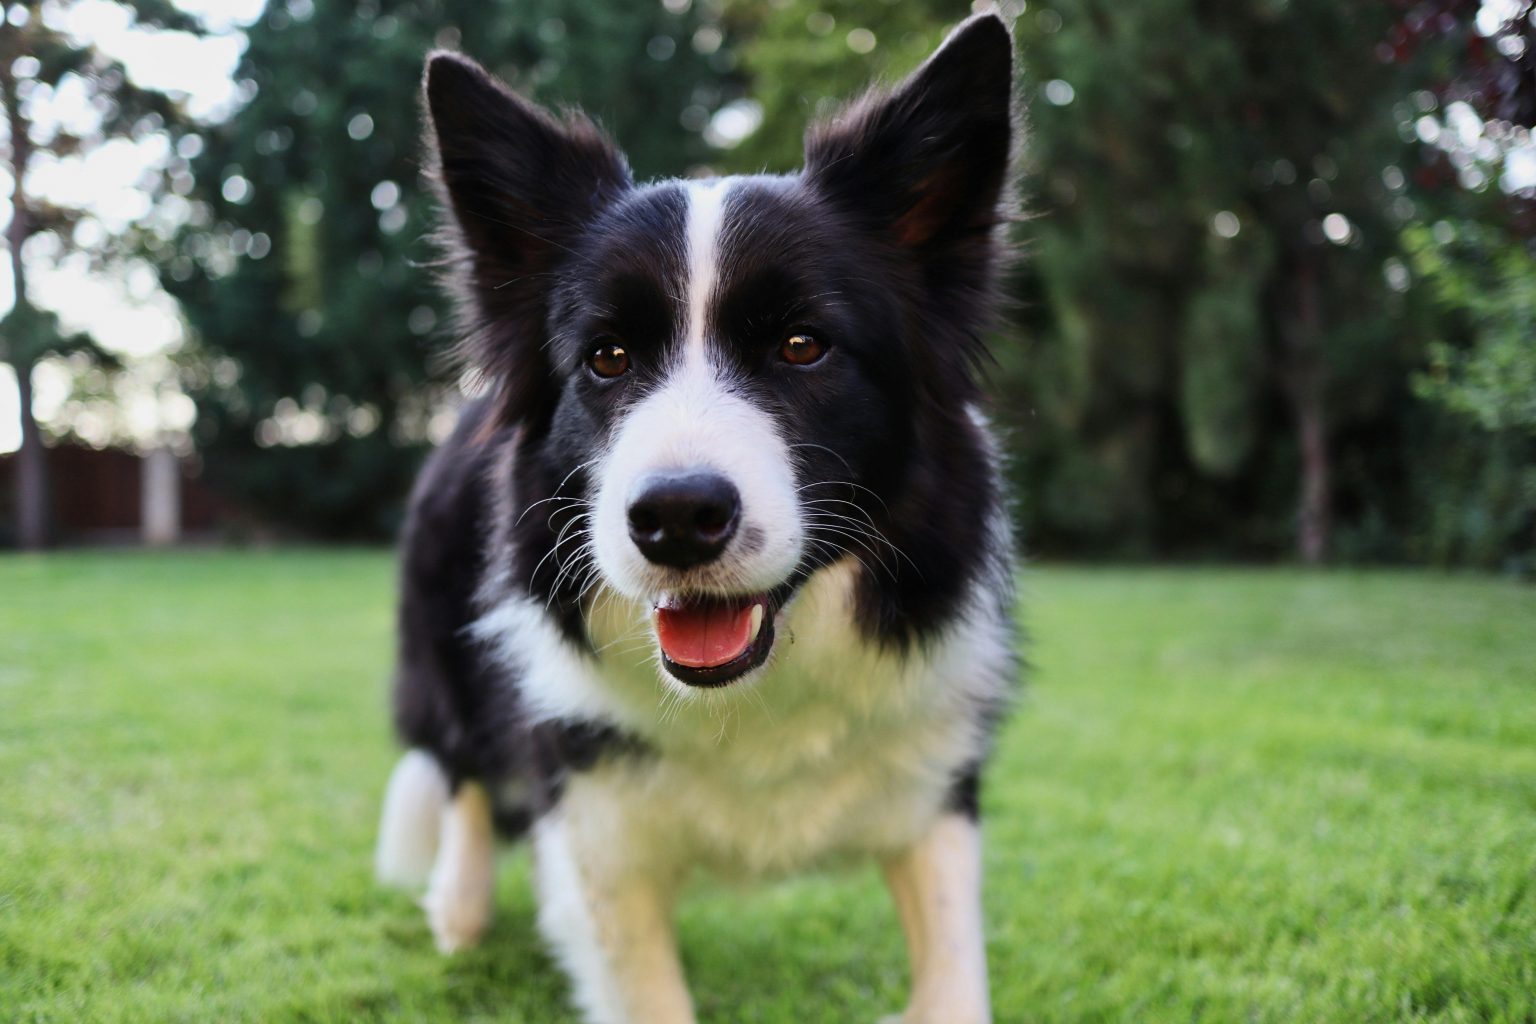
[{"xmin": 426, "ymin": 15, "xmax": 1015, "ymax": 689}]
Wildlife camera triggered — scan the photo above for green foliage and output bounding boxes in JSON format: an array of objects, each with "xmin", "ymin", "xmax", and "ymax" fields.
[
  {"xmin": 4, "ymin": 553, "xmax": 1536, "ymax": 1020},
  {"xmin": 720, "ymin": 0, "xmax": 954, "ymax": 174},
  {"xmin": 163, "ymin": 0, "xmax": 731, "ymax": 538},
  {"xmin": 1001, "ymin": 0, "xmax": 1443, "ymax": 557},
  {"xmin": 1401, "ymin": 224, "xmax": 1536, "ymax": 572},
  {"xmin": 1410, "ymin": 224, "xmax": 1536, "ymax": 435},
  {"xmin": 0, "ymin": 300, "xmax": 111, "ymax": 368},
  {"xmin": 1178, "ymin": 252, "xmax": 1267, "ymax": 478}
]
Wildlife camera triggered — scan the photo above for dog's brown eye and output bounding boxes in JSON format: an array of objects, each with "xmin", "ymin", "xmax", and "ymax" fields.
[
  {"xmin": 780, "ymin": 333, "xmax": 826, "ymax": 366},
  {"xmin": 588, "ymin": 341, "xmax": 630, "ymax": 379}
]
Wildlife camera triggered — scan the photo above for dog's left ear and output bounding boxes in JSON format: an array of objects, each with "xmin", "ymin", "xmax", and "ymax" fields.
[
  {"xmin": 805, "ymin": 13, "xmax": 1014, "ymax": 290},
  {"xmin": 424, "ymin": 52, "xmax": 632, "ymax": 429}
]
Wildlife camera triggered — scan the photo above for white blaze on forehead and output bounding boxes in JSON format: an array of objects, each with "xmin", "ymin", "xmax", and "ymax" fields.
[
  {"xmin": 682, "ymin": 179, "xmax": 733, "ymax": 364},
  {"xmin": 585, "ymin": 175, "xmax": 802, "ymax": 611}
]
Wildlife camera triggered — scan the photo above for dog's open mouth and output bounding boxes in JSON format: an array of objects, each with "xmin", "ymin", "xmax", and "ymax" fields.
[{"xmin": 654, "ymin": 594, "xmax": 776, "ymax": 687}]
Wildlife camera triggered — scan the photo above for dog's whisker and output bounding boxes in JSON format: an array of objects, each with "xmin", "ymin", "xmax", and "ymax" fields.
[
  {"xmin": 800, "ymin": 507, "xmax": 921, "ymax": 577},
  {"xmin": 802, "ymin": 519, "xmax": 899, "ymax": 576},
  {"xmin": 796, "ymin": 475, "xmax": 894, "ymax": 516},
  {"xmin": 516, "ymin": 493, "xmax": 591, "ymax": 528},
  {"xmin": 513, "ymin": 463, "xmax": 596, "ymax": 526},
  {"xmin": 549, "ymin": 540, "xmax": 598, "ymax": 608}
]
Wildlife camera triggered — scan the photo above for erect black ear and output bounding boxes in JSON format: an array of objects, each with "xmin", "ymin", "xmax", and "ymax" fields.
[
  {"xmin": 805, "ymin": 14, "xmax": 1015, "ymax": 282},
  {"xmin": 423, "ymin": 52, "xmax": 632, "ymax": 428}
]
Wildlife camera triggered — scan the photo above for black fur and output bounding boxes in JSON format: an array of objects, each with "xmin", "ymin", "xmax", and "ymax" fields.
[
  {"xmin": 945, "ymin": 765, "xmax": 982, "ymax": 820},
  {"xmin": 394, "ymin": 14, "xmax": 1018, "ymax": 835},
  {"xmin": 424, "ymin": 52, "xmax": 633, "ymax": 431},
  {"xmin": 391, "ymin": 400, "xmax": 502, "ymax": 788}
]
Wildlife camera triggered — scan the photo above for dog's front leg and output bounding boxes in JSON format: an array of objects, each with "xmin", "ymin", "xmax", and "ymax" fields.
[
  {"xmin": 880, "ymin": 813, "xmax": 991, "ymax": 1024},
  {"xmin": 533, "ymin": 811, "xmax": 695, "ymax": 1024},
  {"xmin": 422, "ymin": 780, "xmax": 496, "ymax": 953}
]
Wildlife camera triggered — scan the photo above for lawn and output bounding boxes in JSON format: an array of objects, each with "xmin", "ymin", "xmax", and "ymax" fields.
[{"xmin": 1, "ymin": 551, "xmax": 1533, "ymax": 1023}]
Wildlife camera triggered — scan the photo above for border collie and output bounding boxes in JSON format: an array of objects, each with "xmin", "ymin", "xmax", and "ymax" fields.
[{"xmin": 375, "ymin": 14, "xmax": 1019, "ymax": 1023}]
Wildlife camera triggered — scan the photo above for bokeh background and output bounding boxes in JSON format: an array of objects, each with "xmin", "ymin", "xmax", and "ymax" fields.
[{"xmin": 2, "ymin": 0, "xmax": 1533, "ymax": 570}]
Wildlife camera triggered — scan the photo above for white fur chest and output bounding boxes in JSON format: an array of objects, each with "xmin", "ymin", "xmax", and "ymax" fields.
[{"xmin": 481, "ymin": 560, "xmax": 1012, "ymax": 879}]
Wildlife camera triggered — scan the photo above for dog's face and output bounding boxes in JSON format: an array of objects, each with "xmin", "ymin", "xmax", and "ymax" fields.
[
  {"xmin": 545, "ymin": 175, "xmax": 925, "ymax": 687},
  {"xmin": 427, "ymin": 16, "xmax": 1014, "ymax": 689}
]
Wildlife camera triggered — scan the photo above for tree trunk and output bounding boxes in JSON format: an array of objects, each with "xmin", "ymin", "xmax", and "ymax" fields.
[
  {"xmin": 1293, "ymin": 368, "xmax": 1329, "ymax": 564},
  {"xmin": 1281, "ymin": 258, "xmax": 1331, "ymax": 565},
  {"xmin": 13, "ymin": 358, "xmax": 48, "ymax": 548},
  {"xmin": 3, "ymin": 62, "xmax": 48, "ymax": 549}
]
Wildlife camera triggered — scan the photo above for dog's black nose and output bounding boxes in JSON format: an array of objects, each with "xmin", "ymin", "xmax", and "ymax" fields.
[{"xmin": 627, "ymin": 470, "xmax": 740, "ymax": 569}]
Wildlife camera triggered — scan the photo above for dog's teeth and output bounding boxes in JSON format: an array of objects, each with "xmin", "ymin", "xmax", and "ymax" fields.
[{"xmin": 748, "ymin": 603, "xmax": 764, "ymax": 642}]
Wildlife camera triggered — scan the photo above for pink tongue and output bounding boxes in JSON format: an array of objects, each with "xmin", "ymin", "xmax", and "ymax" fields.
[{"xmin": 655, "ymin": 601, "xmax": 757, "ymax": 669}]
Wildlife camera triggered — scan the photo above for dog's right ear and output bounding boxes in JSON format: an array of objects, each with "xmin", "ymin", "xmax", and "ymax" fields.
[{"xmin": 423, "ymin": 52, "xmax": 632, "ymax": 428}]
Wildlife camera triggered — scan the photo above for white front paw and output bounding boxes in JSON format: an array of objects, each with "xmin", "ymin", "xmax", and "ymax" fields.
[{"xmin": 421, "ymin": 887, "xmax": 490, "ymax": 953}]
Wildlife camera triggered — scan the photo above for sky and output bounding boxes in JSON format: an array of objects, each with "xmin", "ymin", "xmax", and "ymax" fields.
[{"xmin": 2, "ymin": 0, "xmax": 1534, "ymax": 455}]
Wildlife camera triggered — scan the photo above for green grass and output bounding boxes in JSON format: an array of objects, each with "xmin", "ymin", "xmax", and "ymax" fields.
[{"xmin": 1, "ymin": 552, "xmax": 1533, "ymax": 1023}]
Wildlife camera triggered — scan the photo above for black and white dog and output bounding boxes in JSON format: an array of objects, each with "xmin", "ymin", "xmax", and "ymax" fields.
[{"xmin": 375, "ymin": 14, "xmax": 1019, "ymax": 1023}]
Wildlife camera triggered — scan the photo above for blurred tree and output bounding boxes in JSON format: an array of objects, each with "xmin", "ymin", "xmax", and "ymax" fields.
[
  {"xmin": 1412, "ymin": 224, "xmax": 1536, "ymax": 437},
  {"xmin": 160, "ymin": 0, "xmax": 732, "ymax": 538},
  {"xmin": 1394, "ymin": 1, "xmax": 1536, "ymax": 572},
  {"xmin": 1406, "ymin": 221, "xmax": 1536, "ymax": 571},
  {"xmin": 720, "ymin": 0, "xmax": 956, "ymax": 173},
  {"xmin": 1009, "ymin": 0, "xmax": 1465, "ymax": 563},
  {"xmin": 1, "ymin": 0, "xmax": 200, "ymax": 549}
]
